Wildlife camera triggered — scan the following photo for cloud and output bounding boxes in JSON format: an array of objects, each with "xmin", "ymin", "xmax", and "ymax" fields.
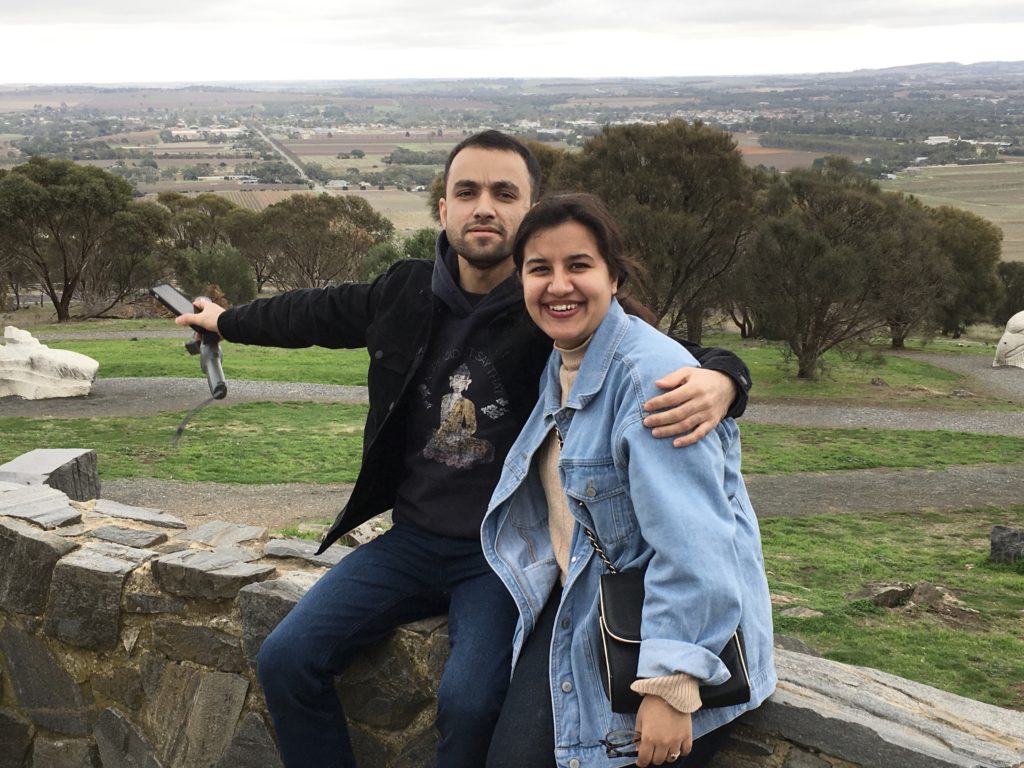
[
  {"xmin": 4, "ymin": 0, "xmax": 1023, "ymax": 30},
  {"xmin": 2, "ymin": 0, "xmax": 1024, "ymax": 83}
]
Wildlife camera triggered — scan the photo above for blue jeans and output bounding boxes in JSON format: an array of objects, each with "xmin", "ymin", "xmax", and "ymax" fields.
[{"xmin": 256, "ymin": 524, "xmax": 519, "ymax": 768}]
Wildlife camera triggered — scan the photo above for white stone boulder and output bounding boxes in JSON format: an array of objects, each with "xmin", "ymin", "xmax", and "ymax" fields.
[
  {"xmin": 0, "ymin": 326, "xmax": 99, "ymax": 399},
  {"xmin": 993, "ymin": 310, "xmax": 1024, "ymax": 368}
]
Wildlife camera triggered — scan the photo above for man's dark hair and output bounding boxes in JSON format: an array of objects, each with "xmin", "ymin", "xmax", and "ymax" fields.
[{"xmin": 443, "ymin": 130, "xmax": 542, "ymax": 203}]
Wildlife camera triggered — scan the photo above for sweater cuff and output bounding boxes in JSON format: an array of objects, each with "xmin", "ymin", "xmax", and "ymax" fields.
[{"xmin": 630, "ymin": 674, "xmax": 702, "ymax": 714}]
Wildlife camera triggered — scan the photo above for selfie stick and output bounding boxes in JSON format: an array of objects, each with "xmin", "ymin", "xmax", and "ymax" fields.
[{"xmin": 149, "ymin": 284, "xmax": 228, "ymax": 442}]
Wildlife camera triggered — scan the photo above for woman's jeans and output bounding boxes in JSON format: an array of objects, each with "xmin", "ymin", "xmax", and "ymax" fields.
[
  {"xmin": 487, "ymin": 588, "xmax": 734, "ymax": 768},
  {"xmin": 256, "ymin": 524, "xmax": 519, "ymax": 768}
]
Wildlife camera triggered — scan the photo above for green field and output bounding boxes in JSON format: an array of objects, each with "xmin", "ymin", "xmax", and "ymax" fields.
[
  {"xmin": 764, "ymin": 506, "xmax": 1024, "ymax": 709},
  {"xmin": 881, "ymin": 159, "xmax": 1024, "ymax": 262}
]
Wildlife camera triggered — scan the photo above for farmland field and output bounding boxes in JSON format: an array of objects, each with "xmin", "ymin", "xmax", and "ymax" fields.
[
  {"xmin": 882, "ymin": 159, "xmax": 1024, "ymax": 262},
  {"xmin": 209, "ymin": 187, "xmax": 435, "ymax": 231},
  {"xmin": 282, "ymin": 131, "xmax": 456, "ymax": 164},
  {"xmin": 733, "ymin": 131, "xmax": 824, "ymax": 171}
]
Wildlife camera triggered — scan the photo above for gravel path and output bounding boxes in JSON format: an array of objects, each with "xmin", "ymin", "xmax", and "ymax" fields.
[
  {"xmin": 744, "ymin": 403, "xmax": 1024, "ymax": 437},
  {"xmin": 0, "ymin": 377, "xmax": 368, "ymax": 418},
  {"xmin": 894, "ymin": 350, "xmax": 1023, "ymax": 404}
]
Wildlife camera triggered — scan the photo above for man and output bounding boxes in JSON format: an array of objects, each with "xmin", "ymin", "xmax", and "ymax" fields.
[{"xmin": 178, "ymin": 130, "xmax": 751, "ymax": 768}]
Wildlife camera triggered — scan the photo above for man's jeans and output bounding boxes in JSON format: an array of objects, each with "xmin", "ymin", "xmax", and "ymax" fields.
[{"xmin": 256, "ymin": 523, "xmax": 519, "ymax": 768}]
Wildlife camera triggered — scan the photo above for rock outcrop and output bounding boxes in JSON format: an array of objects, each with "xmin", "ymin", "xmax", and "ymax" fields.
[
  {"xmin": 0, "ymin": 326, "xmax": 99, "ymax": 399},
  {"xmin": 994, "ymin": 310, "xmax": 1024, "ymax": 368}
]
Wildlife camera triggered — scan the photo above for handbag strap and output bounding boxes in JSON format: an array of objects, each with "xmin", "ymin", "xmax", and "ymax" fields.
[
  {"xmin": 554, "ymin": 422, "xmax": 619, "ymax": 575},
  {"xmin": 583, "ymin": 526, "xmax": 618, "ymax": 574}
]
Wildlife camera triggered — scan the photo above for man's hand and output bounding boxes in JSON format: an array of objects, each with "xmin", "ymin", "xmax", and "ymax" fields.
[
  {"xmin": 634, "ymin": 695, "xmax": 693, "ymax": 767},
  {"xmin": 175, "ymin": 297, "xmax": 225, "ymax": 338},
  {"xmin": 643, "ymin": 367, "xmax": 738, "ymax": 448}
]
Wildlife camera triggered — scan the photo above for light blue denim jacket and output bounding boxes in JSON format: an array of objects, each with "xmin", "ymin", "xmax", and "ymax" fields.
[{"xmin": 482, "ymin": 300, "xmax": 776, "ymax": 768}]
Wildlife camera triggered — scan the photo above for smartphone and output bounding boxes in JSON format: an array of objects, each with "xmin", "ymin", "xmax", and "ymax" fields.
[{"xmin": 150, "ymin": 283, "xmax": 197, "ymax": 317}]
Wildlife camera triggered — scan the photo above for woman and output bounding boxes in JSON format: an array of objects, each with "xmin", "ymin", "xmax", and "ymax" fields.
[{"xmin": 481, "ymin": 194, "xmax": 776, "ymax": 767}]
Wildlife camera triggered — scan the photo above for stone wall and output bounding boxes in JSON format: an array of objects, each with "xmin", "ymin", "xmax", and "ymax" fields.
[{"xmin": 1, "ymin": 449, "xmax": 1022, "ymax": 768}]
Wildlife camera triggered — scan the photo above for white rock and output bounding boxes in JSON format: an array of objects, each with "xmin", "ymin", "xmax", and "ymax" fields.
[
  {"xmin": 0, "ymin": 326, "xmax": 99, "ymax": 399},
  {"xmin": 993, "ymin": 311, "xmax": 1024, "ymax": 368}
]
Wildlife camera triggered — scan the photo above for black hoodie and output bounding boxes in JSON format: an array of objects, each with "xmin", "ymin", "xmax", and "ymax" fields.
[{"xmin": 391, "ymin": 237, "xmax": 537, "ymax": 539}]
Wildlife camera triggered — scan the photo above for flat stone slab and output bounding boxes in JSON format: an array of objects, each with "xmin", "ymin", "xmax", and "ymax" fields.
[
  {"xmin": 146, "ymin": 663, "xmax": 249, "ymax": 768},
  {"xmin": 45, "ymin": 545, "xmax": 142, "ymax": 650},
  {"xmin": 0, "ymin": 484, "xmax": 81, "ymax": 529},
  {"xmin": 745, "ymin": 648, "xmax": 1024, "ymax": 768},
  {"xmin": 93, "ymin": 498, "xmax": 186, "ymax": 529},
  {"xmin": 94, "ymin": 708, "xmax": 162, "ymax": 768},
  {"xmin": 214, "ymin": 712, "xmax": 284, "ymax": 768},
  {"xmin": 0, "ymin": 709, "xmax": 33, "ymax": 768},
  {"xmin": 84, "ymin": 540, "xmax": 158, "ymax": 564},
  {"xmin": 238, "ymin": 571, "xmax": 321, "ymax": 660},
  {"xmin": 90, "ymin": 524, "xmax": 168, "ymax": 549},
  {"xmin": 0, "ymin": 623, "xmax": 93, "ymax": 736},
  {"xmin": 0, "ymin": 474, "xmax": 45, "ymax": 488},
  {"xmin": 0, "ymin": 448, "xmax": 100, "ymax": 501},
  {"xmin": 31, "ymin": 736, "xmax": 100, "ymax": 768},
  {"xmin": 0, "ymin": 517, "xmax": 78, "ymax": 614},
  {"xmin": 264, "ymin": 536, "xmax": 351, "ymax": 568},
  {"xmin": 152, "ymin": 549, "xmax": 276, "ymax": 600},
  {"xmin": 152, "ymin": 620, "xmax": 245, "ymax": 672},
  {"xmin": 177, "ymin": 520, "xmax": 267, "ymax": 547},
  {"xmin": 124, "ymin": 591, "xmax": 187, "ymax": 615}
]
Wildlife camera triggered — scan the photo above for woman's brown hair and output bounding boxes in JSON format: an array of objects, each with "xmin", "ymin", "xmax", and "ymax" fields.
[{"xmin": 512, "ymin": 192, "xmax": 654, "ymax": 323}]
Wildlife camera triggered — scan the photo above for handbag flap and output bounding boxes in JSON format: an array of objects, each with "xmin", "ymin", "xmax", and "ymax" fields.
[{"xmin": 599, "ymin": 569, "xmax": 645, "ymax": 643}]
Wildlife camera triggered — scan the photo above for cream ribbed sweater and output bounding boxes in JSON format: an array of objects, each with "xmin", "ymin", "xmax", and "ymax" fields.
[{"xmin": 539, "ymin": 338, "xmax": 702, "ymax": 715}]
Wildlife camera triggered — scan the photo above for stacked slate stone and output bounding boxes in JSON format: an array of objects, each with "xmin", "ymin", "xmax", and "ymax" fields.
[
  {"xmin": 0, "ymin": 449, "xmax": 450, "ymax": 768},
  {"xmin": 3, "ymin": 448, "xmax": 1024, "ymax": 768}
]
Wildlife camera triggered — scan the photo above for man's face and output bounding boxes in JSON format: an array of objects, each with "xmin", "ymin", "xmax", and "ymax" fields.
[{"xmin": 439, "ymin": 147, "xmax": 533, "ymax": 272}]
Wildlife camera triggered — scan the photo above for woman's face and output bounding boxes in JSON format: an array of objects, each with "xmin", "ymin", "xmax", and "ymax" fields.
[{"xmin": 520, "ymin": 220, "xmax": 618, "ymax": 348}]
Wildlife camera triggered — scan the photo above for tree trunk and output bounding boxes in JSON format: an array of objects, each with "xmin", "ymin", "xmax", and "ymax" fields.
[
  {"xmin": 55, "ymin": 292, "xmax": 72, "ymax": 323},
  {"xmin": 795, "ymin": 348, "xmax": 820, "ymax": 379},
  {"xmin": 683, "ymin": 306, "xmax": 705, "ymax": 345},
  {"xmin": 889, "ymin": 323, "xmax": 908, "ymax": 349}
]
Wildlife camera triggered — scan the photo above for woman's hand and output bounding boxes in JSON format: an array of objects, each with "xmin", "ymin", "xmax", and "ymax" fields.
[
  {"xmin": 634, "ymin": 695, "xmax": 693, "ymax": 766},
  {"xmin": 643, "ymin": 367, "xmax": 736, "ymax": 448}
]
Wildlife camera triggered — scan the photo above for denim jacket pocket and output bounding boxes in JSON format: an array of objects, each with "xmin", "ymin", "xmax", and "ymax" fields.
[{"xmin": 561, "ymin": 462, "xmax": 637, "ymax": 547}]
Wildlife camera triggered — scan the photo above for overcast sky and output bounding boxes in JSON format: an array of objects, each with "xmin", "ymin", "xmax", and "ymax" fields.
[{"xmin": 2, "ymin": 0, "xmax": 1023, "ymax": 85}]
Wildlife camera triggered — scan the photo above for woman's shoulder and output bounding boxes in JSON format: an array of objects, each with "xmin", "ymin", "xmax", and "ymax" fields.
[{"xmin": 614, "ymin": 316, "xmax": 700, "ymax": 374}]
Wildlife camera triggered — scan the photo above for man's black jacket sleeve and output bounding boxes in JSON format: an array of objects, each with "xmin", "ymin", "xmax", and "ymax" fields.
[{"xmin": 678, "ymin": 340, "xmax": 752, "ymax": 419}]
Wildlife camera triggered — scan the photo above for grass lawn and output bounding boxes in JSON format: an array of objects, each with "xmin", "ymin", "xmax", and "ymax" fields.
[
  {"xmin": 702, "ymin": 334, "xmax": 1009, "ymax": 409},
  {"xmin": 2, "ymin": 406, "xmax": 1021, "ymax": 483},
  {"xmin": 46, "ymin": 339, "xmax": 371, "ymax": 386},
  {"xmin": 741, "ymin": 424, "xmax": 1024, "ymax": 474},
  {"xmin": 763, "ymin": 506, "xmax": 1024, "ymax": 708},
  {"xmin": 0, "ymin": 402, "xmax": 368, "ymax": 484}
]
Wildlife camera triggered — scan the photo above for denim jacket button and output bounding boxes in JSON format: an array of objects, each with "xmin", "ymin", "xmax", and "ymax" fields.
[
  {"xmin": 561, "ymin": 681, "xmax": 573, "ymax": 693},
  {"xmin": 569, "ymin": 759, "xmax": 581, "ymax": 768}
]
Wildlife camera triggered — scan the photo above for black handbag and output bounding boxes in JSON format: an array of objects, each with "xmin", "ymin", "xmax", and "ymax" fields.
[{"xmin": 586, "ymin": 528, "xmax": 752, "ymax": 714}]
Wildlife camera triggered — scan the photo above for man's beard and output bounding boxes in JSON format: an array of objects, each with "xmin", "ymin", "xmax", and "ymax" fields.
[{"xmin": 447, "ymin": 225, "xmax": 513, "ymax": 270}]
